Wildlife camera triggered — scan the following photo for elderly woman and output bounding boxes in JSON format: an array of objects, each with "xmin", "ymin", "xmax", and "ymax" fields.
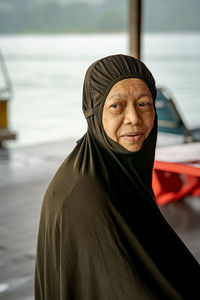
[{"xmin": 35, "ymin": 55, "xmax": 200, "ymax": 300}]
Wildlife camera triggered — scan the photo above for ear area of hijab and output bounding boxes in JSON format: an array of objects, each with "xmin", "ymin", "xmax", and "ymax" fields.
[{"xmin": 83, "ymin": 107, "xmax": 94, "ymax": 119}]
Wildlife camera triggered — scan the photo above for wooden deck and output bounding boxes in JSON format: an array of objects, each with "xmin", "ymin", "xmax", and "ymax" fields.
[{"xmin": 0, "ymin": 139, "xmax": 200, "ymax": 300}]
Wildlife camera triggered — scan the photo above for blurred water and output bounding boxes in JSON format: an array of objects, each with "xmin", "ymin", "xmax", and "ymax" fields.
[{"xmin": 0, "ymin": 32, "xmax": 200, "ymax": 147}]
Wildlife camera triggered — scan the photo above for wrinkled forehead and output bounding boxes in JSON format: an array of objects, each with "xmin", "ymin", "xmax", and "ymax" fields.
[
  {"xmin": 107, "ymin": 78, "xmax": 152, "ymax": 99},
  {"xmin": 82, "ymin": 55, "xmax": 156, "ymax": 121}
]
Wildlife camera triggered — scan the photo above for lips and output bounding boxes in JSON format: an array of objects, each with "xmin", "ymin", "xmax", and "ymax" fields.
[{"xmin": 120, "ymin": 132, "xmax": 144, "ymax": 142}]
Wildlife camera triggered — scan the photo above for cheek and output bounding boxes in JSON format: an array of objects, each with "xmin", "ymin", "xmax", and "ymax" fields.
[
  {"xmin": 112, "ymin": 117, "xmax": 123, "ymax": 135},
  {"xmin": 102, "ymin": 112, "xmax": 122, "ymax": 140},
  {"xmin": 145, "ymin": 111, "xmax": 155, "ymax": 134}
]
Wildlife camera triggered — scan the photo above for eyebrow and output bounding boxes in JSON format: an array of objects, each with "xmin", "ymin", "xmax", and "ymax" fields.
[
  {"xmin": 108, "ymin": 93, "xmax": 126, "ymax": 100},
  {"xmin": 137, "ymin": 94, "xmax": 152, "ymax": 100},
  {"xmin": 108, "ymin": 93, "xmax": 152, "ymax": 101}
]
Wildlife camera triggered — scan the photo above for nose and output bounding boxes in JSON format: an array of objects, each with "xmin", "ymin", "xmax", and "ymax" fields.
[{"xmin": 123, "ymin": 105, "xmax": 142, "ymax": 125}]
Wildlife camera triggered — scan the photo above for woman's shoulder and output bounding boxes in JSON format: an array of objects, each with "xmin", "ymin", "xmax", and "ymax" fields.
[
  {"xmin": 60, "ymin": 175, "xmax": 110, "ymax": 224},
  {"xmin": 42, "ymin": 156, "xmax": 109, "ymax": 220}
]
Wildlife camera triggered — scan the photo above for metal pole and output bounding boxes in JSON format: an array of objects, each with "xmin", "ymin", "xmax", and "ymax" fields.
[{"xmin": 129, "ymin": 0, "xmax": 142, "ymax": 59}]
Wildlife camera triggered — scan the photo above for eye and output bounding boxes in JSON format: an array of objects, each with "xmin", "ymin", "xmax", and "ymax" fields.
[
  {"xmin": 138, "ymin": 101, "xmax": 153, "ymax": 110},
  {"xmin": 108, "ymin": 102, "xmax": 125, "ymax": 114},
  {"xmin": 111, "ymin": 104, "xmax": 120, "ymax": 109},
  {"xmin": 138, "ymin": 102, "xmax": 149, "ymax": 107}
]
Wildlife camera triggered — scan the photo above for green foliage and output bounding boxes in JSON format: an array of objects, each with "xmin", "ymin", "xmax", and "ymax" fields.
[
  {"xmin": 143, "ymin": 0, "xmax": 200, "ymax": 32},
  {"xmin": 0, "ymin": 0, "xmax": 199, "ymax": 34}
]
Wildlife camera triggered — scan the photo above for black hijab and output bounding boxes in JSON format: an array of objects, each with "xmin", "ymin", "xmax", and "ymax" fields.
[{"xmin": 35, "ymin": 54, "xmax": 200, "ymax": 300}]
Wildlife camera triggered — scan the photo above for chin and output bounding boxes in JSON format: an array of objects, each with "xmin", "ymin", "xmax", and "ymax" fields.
[{"xmin": 122, "ymin": 143, "xmax": 142, "ymax": 152}]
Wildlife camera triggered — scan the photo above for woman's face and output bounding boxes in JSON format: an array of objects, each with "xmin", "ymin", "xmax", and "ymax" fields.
[{"xmin": 102, "ymin": 78, "xmax": 155, "ymax": 152}]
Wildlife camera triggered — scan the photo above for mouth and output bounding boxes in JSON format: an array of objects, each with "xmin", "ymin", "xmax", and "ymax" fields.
[{"xmin": 120, "ymin": 132, "xmax": 144, "ymax": 142}]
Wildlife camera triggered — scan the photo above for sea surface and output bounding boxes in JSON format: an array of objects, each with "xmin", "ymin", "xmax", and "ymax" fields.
[{"xmin": 0, "ymin": 32, "xmax": 200, "ymax": 147}]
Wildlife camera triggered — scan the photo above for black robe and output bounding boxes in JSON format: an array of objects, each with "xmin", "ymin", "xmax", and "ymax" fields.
[{"xmin": 35, "ymin": 54, "xmax": 200, "ymax": 300}]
